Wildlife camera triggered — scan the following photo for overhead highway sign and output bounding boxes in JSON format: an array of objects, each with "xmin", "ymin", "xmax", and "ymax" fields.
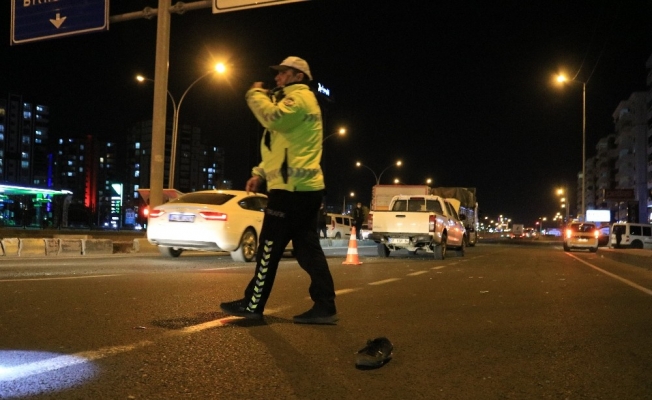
[{"xmin": 11, "ymin": 0, "xmax": 109, "ymax": 45}]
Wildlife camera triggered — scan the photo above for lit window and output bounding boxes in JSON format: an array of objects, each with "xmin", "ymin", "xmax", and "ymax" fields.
[
  {"xmin": 21, "ymin": 161, "xmax": 29, "ymax": 169},
  {"xmin": 135, "ymin": 142, "xmax": 141, "ymax": 149},
  {"xmin": 134, "ymin": 171, "xmax": 139, "ymax": 178}
]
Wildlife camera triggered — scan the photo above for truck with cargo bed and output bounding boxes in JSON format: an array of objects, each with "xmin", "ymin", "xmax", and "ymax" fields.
[{"xmin": 368, "ymin": 194, "xmax": 466, "ymax": 260}]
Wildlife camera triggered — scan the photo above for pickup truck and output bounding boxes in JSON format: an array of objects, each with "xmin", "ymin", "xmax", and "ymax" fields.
[{"xmin": 368, "ymin": 194, "xmax": 466, "ymax": 259}]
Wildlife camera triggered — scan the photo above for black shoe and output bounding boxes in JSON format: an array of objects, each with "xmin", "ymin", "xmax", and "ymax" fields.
[
  {"xmin": 293, "ymin": 308, "xmax": 338, "ymax": 325},
  {"xmin": 220, "ymin": 299, "xmax": 263, "ymax": 320},
  {"xmin": 356, "ymin": 337, "xmax": 393, "ymax": 369}
]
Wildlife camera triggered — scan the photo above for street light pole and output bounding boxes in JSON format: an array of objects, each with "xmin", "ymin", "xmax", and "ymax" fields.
[
  {"xmin": 356, "ymin": 160, "xmax": 402, "ymax": 185},
  {"xmin": 556, "ymin": 74, "xmax": 587, "ymax": 221},
  {"xmin": 137, "ymin": 63, "xmax": 225, "ymax": 189},
  {"xmin": 581, "ymin": 81, "xmax": 586, "ymax": 221}
]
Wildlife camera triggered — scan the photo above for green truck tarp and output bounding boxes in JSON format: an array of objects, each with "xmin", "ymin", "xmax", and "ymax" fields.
[{"xmin": 430, "ymin": 187, "xmax": 476, "ymax": 209}]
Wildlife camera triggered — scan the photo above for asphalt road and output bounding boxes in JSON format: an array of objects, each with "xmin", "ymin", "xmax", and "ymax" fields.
[{"xmin": 2, "ymin": 244, "xmax": 652, "ymax": 399}]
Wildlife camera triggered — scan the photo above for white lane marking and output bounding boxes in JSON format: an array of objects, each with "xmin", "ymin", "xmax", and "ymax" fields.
[
  {"xmin": 566, "ymin": 253, "xmax": 652, "ymax": 296},
  {"xmin": 432, "ymin": 266, "xmax": 446, "ymax": 270},
  {"xmin": 0, "ymin": 274, "xmax": 121, "ymax": 282},
  {"xmin": 368, "ymin": 278, "xmax": 402, "ymax": 285},
  {"xmin": 335, "ymin": 288, "xmax": 361, "ymax": 295},
  {"xmin": 407, "ymin": 271, "xmax": 428, "ymax": 276}
]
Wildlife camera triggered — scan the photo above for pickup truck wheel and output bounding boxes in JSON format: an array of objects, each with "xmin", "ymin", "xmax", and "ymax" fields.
[
  {"xmin": 432, "ymin": 235, "xmax": 447, "ymax": 260},
  {"xmin": 377, "ymin": 243, "xmax": 390, "ymax": 257},
  {"xmin": 455, "ymin": 238, "xmax": 466, "ymax": 257}
]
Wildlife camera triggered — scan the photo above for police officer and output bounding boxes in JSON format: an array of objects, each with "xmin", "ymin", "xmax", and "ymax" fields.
[{"xmin": 220, "ymin": 56, "xmax": 337, "ymax": 325}]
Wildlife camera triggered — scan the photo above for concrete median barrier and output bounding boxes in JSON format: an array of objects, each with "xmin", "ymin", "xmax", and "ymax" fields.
[
  {"xmin": 1, "ymin": 238, "xmax": 19, "ymax": 256},
  {"xmin": 83, "ymin": 239, "xmax": 113, "ymax": 255},
  {"xmin": 60, "ymin": 239, "xmax": 84, "ymax": 256},
  {"xmin": 19, "ymin": 238, "xmax": 46, "ymax": 256},
  {"xmin": 134, "ymin": 238, "xmax": 158, "ymax": 253}
]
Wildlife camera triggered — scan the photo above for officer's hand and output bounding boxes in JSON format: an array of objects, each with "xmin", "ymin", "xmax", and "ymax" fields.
[{"xmin": 246, "ymin": 176, "xmax": 263, "ymax": 194}]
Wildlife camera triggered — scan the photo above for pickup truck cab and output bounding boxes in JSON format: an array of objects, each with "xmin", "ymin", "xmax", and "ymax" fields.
[{"xmin": 368, "ymin": 195, "xmax": 466, "ymax": 259}]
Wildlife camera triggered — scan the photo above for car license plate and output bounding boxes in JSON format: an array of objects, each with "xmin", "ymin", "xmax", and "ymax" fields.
[
  {"xmin": 389, "ymin": 238, "xmax": 409, "ymax": 244},
  {"xmin": 169, "ymin": 214, "xmax": 195, "ymax": 222}
]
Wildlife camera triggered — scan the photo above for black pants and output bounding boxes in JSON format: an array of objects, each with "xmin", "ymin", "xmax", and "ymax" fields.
[{"xmin": 243, "ymin": 190, "xmax": 336, "ymax": 314}]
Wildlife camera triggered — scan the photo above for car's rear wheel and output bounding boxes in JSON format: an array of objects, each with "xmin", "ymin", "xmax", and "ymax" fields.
[
  {"xmin": 230, "ymin": 228, "xmax": 257, "ymax": 262},
  {"xmin": 631, "ymin": 240, "xmax": 644, "ymax": 249},
  {"xmin": 159, "ymin": 246, "xmax": 183, "ymax": 258},
  {"xmin": 563, "ymin": 243, "xmax": 570, "ymax": 252},
  {"xmin": 335, "ymin": 232, "xmax": 341, "ymax": 239},
  {"xmin": 590, "ymin": 246, "xmax": 598, "ymax": 252}
]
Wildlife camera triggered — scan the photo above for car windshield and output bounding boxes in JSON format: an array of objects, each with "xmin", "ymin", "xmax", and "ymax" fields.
[
  {"xmin": 569, "ymin": 223, "xmax": 596, "ymax": 233},
  {"xmin": 171, "ymin": 192, "xmax": 235, "ymax": 205}
]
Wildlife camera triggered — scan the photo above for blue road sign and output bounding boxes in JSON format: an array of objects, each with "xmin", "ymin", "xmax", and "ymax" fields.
[{"xmin": 11, "ymin": 0, "xmax": 108, "ymax": 45}]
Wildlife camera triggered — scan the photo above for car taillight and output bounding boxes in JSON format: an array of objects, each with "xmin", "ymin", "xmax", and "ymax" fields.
[
  {"xmin": 594, "ymin": 230, "xmax": 599, "ymax": 239},
  {"xmin": 429, "ymin": 215, "xmax": 436, "ymax": 232},
  {"xmin": 149, "ymin": 209, "xmax": 165, "ymax": 218},
  {"xmin": 142, "ymin": 207, "xmax": 150, "ymax": 217},
  {"xmin": 199, "ymin": 211, "xmax": 228, "ymax": 221},
  {"xmin": 565, "ymin": 229, "xmax": 572, "ymax": 239},
  {"xmin": 368, "ymin": 215, "xmax": 373, "ymax": 231}
]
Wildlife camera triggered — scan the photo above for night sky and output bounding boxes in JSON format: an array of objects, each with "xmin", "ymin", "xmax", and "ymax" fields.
[{"xmin": 1, "ymin": 1, "xmax": 651, "ymax": 226}]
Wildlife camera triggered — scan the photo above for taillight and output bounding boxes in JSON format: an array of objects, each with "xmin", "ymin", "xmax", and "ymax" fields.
[
  {"xmin": 199, "ymin": 211, "xmax": 228, "ymax": 221},
  {"xmin": 368, "ymin": 215, "xmax": 373, "ymax": 231},
  {"xmin": 429, "ymin": 215, "xmax": 436, "ymax": 232},
  {"xmin": 594, "ymin": 230, "xmax": 599, "ymax": 239},
  {"xmin": 149, "ymin": 209, "xmax": 165, "ymax": 218},
  {"xmin": 142, "ymin": 207, "xmax": 150, "ymax": 217},
  {"xmin": 565, "ymin": 229, "xmax": 572, "ymax": 239}
]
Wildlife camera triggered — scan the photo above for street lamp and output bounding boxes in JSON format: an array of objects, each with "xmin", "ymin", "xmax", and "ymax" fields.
[
  {"xmin": 137, "ymin": 62, "xmax": 226, "ymax": 189},
  {"xmin": 556, "ymin": 187, "xmax": 570, "ymax": 222},
  {"xmin": 323, "ymin": 127, "xmax": 346, "ymax": 143},
  {"xmin": 556, "ymin": 74, "xmax": 586, "ymax": 221},
  {"xmin": 355, "ymin": 160, "xmax": 402, "ymax": 185}
]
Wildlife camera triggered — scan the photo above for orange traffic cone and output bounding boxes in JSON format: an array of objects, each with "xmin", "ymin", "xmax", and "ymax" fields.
[{"xmin": 343, "ymin": 227, "xmax": 363, "ymax": 265}]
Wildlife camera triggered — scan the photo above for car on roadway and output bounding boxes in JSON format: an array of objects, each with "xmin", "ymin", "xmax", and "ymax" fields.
[
  {"xmin": 146, "ymin": 189, "xmax": 281, "ymax": 262},
  {"xmin": 325, "ymin": 213, "xmax": 353, "ymax": 239},
  {"xmin": 563, "ymin": 222, "xmax": 599, "ymax": 252}
]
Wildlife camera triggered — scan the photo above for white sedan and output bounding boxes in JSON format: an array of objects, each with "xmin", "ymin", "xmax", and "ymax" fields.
[{"xmin": 147, "ymin": 189, "xmax": 270, "ymax": 262}]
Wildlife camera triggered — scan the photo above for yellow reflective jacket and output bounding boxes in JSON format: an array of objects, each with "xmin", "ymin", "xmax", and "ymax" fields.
[{"xmin": 245, "ymin": 83, "xmax": 325, "ymax": 192}]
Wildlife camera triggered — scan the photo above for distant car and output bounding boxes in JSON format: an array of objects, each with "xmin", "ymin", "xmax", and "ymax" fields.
[
  {"xmin": 610, "ymin": 223, "xmax": 652, "ymax": 249},
  {"xmin": 524, "ymin": 227, "xmax": 538, "ymax": 238},
  {"xmin": 325, "ymin": 213, "xmax": 353, "ymax": 239},
  {"xmin": 563, "ymin": 222, "xmax": 599, "ymax": 252},
  {"xmin": 146, "ymin": 189, "xmax": 269, "ymax": 262}
]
